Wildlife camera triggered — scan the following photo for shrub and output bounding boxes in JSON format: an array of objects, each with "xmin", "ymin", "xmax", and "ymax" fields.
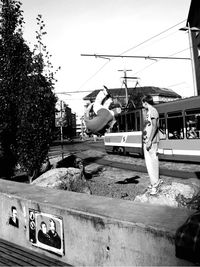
[{"xmin": 0, "ymin": 0, "xmax": 58, "ymax": 180}]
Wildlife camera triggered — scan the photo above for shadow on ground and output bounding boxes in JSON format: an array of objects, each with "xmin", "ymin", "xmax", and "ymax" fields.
[{"xmin": 115, "ymin": 175, "xmax": 140, "ymax": 184}]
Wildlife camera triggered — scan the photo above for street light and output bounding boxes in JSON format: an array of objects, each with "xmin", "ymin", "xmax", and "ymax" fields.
[{"xmin": 180, "ymin": 26, "xmax": 200, "ymax": 32}]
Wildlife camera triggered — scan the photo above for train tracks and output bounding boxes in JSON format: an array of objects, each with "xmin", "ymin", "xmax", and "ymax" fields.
[
  {"xmin": 76, "ymin": 151, "xmax": 200, "ymax": 179},
  {"xmin": 50, "ymin": 140, "xmax": 200, "ymax": 180}
]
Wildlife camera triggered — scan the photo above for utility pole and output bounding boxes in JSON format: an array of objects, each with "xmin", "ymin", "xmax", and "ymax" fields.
[
  {"xmin": 180, "ymin": 25, "xmax": 200, "ymax": 96},
  {"xmin": 188, "ymin": 24, "xmax": 198, "ymax": 96},
  {"xmin": 60, "ymin": 100, "xmax": 64, "ymax": 159},
  {"xmin": 118, "ymin": 69, "xmax": 132, "ymax": 105}
]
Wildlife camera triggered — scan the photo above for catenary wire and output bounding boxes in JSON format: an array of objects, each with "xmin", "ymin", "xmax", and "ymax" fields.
[{"xmin": 78, "ymin": 19, "xmax": 187, "ymax": 91}]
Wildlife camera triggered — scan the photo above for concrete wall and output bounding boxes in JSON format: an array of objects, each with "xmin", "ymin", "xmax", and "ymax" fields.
[{"xmin": 0, "ymin": 179, "xmax": 195, "ymax": 266}]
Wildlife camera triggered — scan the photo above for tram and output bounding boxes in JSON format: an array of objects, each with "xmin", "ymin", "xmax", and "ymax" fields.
[{"xmin": 104, "ymin": 95, "xmax": 200, "ymax": 162}]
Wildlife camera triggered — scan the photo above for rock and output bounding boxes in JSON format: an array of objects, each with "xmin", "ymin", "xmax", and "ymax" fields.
[
  {"xmin": 32, "ymin": 167, "xmax": 91, "ymax": 194},
  {"xmin": 56, "ymin": 154, "xmax": 83, "ymax": 169},
  {"xmin": 40, "ymin": 158, "xmax": 51, "ymax": 172},
  {"xmin": 49, "ymin": 156, "xmax": 64, "ymax": 168},
  {"xmin": 56, "ymin": 154, "xmax": 92, "ymax": 180},
  {"xmin": 134, "ymin": 182, "xmax": 199, "ymax": 208}
]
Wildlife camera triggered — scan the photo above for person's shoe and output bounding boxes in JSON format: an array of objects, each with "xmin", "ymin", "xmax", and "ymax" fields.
[
  {"xmin": 147, "ymin": 184, "xmax": 153, "ymax": 189},
  {"xmin": 149, "ymin": 179, "xmax": 163, "ymax": 195},
  {"xmin": 149, "ymin": 186, "xmax": 159, "ymax": 195},
  {"xmin": 151, "ymin": 179, "xmax": 163, "ymax": 188},
  {"xmin": 157, "ymin": 179, "xmax": 163, "ymax": 187}
]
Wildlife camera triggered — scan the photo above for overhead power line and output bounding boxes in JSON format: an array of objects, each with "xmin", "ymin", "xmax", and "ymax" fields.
[
  {"xmin": 79, "ymin": 19, "xmax": 187, "ymax": 90},
  {"xmin": 57, "ymin": 90, "xmax": 92, "ymax": 94},
  {"xmin": 119, "ymin": 19, "xmax": 186, "ymax": 56},
  {"xmin": 81, "ymin": 54, "xmax": 190, "ymax": 60},
  {"xmin": 132, "ymin": 47, "xmax": 190, "ymax": 76},
  {"xmin": 77, "ymin": 61, "xmax": 110, "ymax": 90}
]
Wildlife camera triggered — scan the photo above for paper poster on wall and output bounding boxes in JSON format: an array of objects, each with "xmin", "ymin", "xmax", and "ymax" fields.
[
  {"xmin": 29, "ymin": 209, "xmax": 64, "ymax": 256},
  {"xmin": 8, "ymin": 206, "xmax": 19, "ymax": 228}
]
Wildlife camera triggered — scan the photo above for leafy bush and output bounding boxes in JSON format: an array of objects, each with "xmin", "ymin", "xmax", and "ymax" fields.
[{"xmin": 0, "ymin": 0, "xmax": 58, "ymax": 179}]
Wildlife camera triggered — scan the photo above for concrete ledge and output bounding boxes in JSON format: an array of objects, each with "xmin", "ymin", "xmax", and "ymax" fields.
[{"xmin": 0, "ymin": 179, "xmax": 195, "ymax": 266}]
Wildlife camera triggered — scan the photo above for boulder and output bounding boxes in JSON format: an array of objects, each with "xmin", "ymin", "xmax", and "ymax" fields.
[
  {"xmin": 56, "ymin": 154, "xmax": 92, "ymax": 180},
  {"xmin": 32, "ymin": 167, "xmax": 91, "ymax": 194},
  {"xmin": 134, "ymin": 182, "xmax": 199, "ymax": 209}
]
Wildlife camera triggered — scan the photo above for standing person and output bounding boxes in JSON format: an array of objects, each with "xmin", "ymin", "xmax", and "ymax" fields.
[{"xmin": 142, "ymin": 95, "xmax": 163, "ymax": 195}]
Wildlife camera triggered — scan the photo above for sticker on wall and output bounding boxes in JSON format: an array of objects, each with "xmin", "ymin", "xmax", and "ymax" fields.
[
  {"xmin": 8, "ymin": 206, "xmax": 19, "ymax": 228},
  {"xmin": 29, "ymin": 209, "xmax": 64, "ymax": 256}
]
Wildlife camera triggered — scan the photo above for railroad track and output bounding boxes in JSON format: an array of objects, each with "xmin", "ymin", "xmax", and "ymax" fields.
[
  {"xmin": 76, "ymin": 152, "xmax": 200, "ymax": 180},
  {"xmin": 49, "ymin": 141, "xmax": 200, "ymax": 179}
]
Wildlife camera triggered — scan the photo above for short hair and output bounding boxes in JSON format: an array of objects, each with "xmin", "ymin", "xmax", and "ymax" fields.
[
  {"xmin": 49, "ymin": 218, "xmax": 56, "ymax": 227},
  {"xmin": 11, "ymin": 206, "xmax": 16, "ymax": 212},
  {"xmin": 40, "ymin": 221, "xmax": 46, "ymax": 228},
  {"xmin": 141, "ymin": 95, "xmax": 154, "ymax": 105}
]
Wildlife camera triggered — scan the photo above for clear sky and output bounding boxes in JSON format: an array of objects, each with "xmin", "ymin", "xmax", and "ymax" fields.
[{"xmin": 20, "ymin": 0, "xmax": 192, "ymax": 116}]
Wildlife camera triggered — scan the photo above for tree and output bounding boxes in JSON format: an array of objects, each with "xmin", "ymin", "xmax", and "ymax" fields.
[
  {"xmin": 0, "ymin": 0, "xmax": 32, "ymax": 177},
  {"xmin": 0, "ymin": 0, "xmax": 57, "ymax": 180}
]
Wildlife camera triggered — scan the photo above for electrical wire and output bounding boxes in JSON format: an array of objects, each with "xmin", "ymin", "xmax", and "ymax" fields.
[
  {"xmin": 133, "ymin": 47, "xmax": 190, "ymax": 76},
  {"xmin": 78, "ymin": 19, "xmax": 187, "ymax": 91},
  {"xmin": 119, "ymin": 19, "xmax": 186, "ymax": 56},
  {"xmin": 77, "ymin": 60, "xmax": 111, "ymax": 90},
  {"xmin": 132, "ymin": 29, "xmax": 180, "ymax": 54}
]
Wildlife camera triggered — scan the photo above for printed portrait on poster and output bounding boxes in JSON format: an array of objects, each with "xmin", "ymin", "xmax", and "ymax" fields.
[
  {"xmin": 29, "ymin": 209, "xmax": 64, "ymax": 256},
  {"xmin": 8, "ymin": 206, "xmax": 19, "ymax": 228}
]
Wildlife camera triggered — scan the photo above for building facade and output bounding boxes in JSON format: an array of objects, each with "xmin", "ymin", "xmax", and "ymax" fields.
[{"xmin": 83, "ymin": 86, "xmax": 181, "ymax": 110}]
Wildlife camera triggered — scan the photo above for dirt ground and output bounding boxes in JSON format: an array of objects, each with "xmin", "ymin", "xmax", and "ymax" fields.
[
  {"xmin": 47, "ymin": 139, "xmax": 200, "ymax": 209},
  {"xmin": 75, "ymin": 148, "xmax": 200, "ymax": 203}
]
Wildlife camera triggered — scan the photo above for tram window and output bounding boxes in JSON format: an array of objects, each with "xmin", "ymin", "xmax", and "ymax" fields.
[
  {"xmin": 127, "ymin": 113, "xmax": 132, "ymax": 131},
  {"xmin": 131, "ymin": 113, "xmax": 136, "ymax": 131},
  {"xmin": 159, "ymin": 114, "xmax": 166, "ymax": 139},
  {"xmin": 126, "ymin": 112, "xmax": 136, "ymax": 131},
  {"xmin": 167, "ymin": 112, "xmax": 184, "ymax": 139},
  {"xmin": 118, "ymin": 114, "xmax": 126, "ymax": 132},
  {"xmin": 111, "ymin": 121, "xmax": 119, "ymax": 132},
  {"xmin": 118, "ymin": 115, "xmax": 122, "ymax": 132},
  {"xmin": 110, "ymin": 116, "xmax": 119, "ymax": 133},
  {"xmin": 185, "ymin": 109, "xmax": 200, "ymax": 139},
  {"xmin": 136, "ymin": 111, "xmax": 140, "ymax": 131}
]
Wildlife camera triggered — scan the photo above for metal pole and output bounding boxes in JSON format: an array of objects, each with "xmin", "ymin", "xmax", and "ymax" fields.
[
  {"xmin": 124, "ymin": 70, "xmax": 128, "ymax": 105},
  {"xmin": 118, "ymin": 69, "xmax": 132, "ymax": 105},
  {"xmin": 188, "ymin": 23, "xmax": 198, "ymax": 96},
  {"xmin": 81, "ymin": 53, "xmax": 190, "ymax": 60},
  {"xmin": 60, "ymin": 100, "xmax": 64, "ymax": 159}
]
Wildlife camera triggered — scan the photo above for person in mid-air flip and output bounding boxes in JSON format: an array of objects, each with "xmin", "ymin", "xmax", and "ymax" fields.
[{"xmin": 84, "ymin": 86, "xmax": 121, "ymax": 136}]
